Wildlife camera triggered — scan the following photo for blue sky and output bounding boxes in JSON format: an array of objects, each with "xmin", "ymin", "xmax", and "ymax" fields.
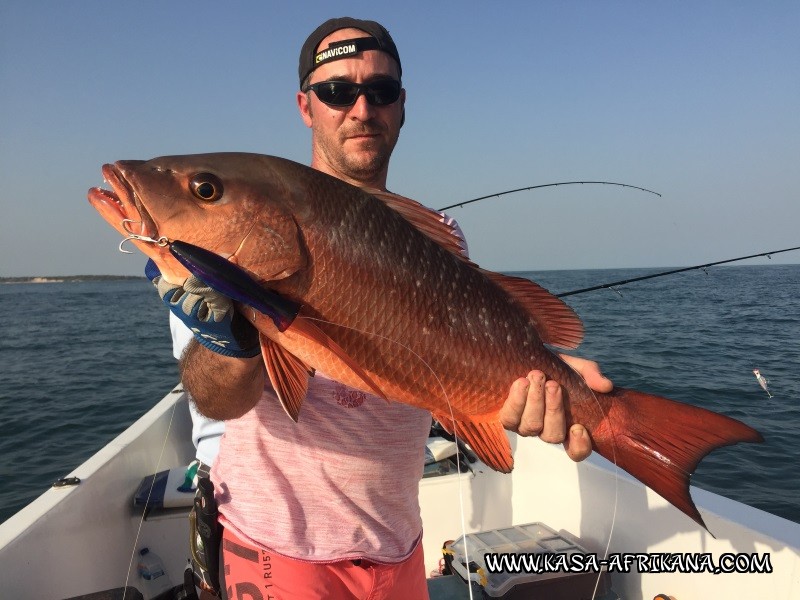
[{"xmin": 1, "ymin": 1, "xmax": 798, "ymax": 276}]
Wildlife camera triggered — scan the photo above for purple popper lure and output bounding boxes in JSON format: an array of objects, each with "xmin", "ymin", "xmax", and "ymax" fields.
[{"xmin": 169, "ymin": 239, "xmax": 300, "ymax": 332}]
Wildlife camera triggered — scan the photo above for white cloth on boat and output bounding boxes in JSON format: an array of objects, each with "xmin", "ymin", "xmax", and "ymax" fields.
[{"xmin": 170, "ymin": 312, "xmax": 225, "ymax": 466}]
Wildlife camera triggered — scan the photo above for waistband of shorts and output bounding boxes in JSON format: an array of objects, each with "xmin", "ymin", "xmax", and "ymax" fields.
[{"xmin": 219, "ymin": 518, "xmax": 423, "ymax": 566}]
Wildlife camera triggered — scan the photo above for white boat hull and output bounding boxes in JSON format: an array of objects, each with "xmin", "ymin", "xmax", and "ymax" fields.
[{"xmin": 1, "ymin": 388, "xmax": 799, "ymax": 599}]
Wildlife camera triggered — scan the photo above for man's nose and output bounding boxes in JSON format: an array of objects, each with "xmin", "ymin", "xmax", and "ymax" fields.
[{"xmin": 348, "ymin": 92, "xmax": 376, "ymax": 120}]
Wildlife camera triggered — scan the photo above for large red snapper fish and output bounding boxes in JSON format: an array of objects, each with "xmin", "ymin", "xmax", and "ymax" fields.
[{"xmin": 88, "ymin": 152, "xmax": 762, "ymax": 531}]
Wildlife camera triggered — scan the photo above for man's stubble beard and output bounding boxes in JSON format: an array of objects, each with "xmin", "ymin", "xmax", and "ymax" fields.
[{"xmin": 309, "ymin": 105, "xmax": 399, "ymax": 182}]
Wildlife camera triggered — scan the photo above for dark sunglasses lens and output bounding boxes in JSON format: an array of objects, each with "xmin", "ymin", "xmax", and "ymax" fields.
[
  {"xmin": 364, "ymin": 81, "xmax": 401, "ymax": 105},
  {"xmin": 315, "ymin": 82, "xmax": 360, "ymax": 106},
  {"xmin": 312, "ymin": 81, "xmax": 401, "ymax": 106}
]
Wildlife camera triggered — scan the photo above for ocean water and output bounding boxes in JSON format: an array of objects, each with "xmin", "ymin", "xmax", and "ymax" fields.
[
  {"xmin": 1, "ymin": 265, "xmax": 799, "ymax": 526},
  {"xmin": 0, "ymin": 278, "xmax": 176, "ymax": 523}
]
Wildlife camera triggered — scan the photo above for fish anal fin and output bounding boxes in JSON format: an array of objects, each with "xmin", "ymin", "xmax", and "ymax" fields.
[
  {"xmin": 433, "ymin": 411, "xmax": 513, "ymax": 473},
  {"xmin": 592, "ymin": 388, "xmax": 763, "ymax": 532},
  {"xmin": 260, "ymin": 335, "xmax": 312, "ymax": 422},
  {"xmin": 484, "ymin": 271, "xmax": 584, "ymax": 349}
]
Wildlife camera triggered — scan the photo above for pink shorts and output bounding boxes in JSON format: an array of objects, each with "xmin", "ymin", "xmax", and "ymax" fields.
[{"xmin": 220, "ymin": 527, "xmax": 430, "ymax": 600}]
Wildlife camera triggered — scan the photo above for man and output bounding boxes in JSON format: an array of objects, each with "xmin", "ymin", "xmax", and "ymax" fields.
[{"xmin": 162, "ymin": 17, "xmax": 611, "ymax": 600}]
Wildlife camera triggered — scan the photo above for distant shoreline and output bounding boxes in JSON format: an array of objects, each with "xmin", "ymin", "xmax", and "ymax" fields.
[
  {"xmin": 2, "ymin": 262, "xmax": 794, "ymax": 285},
  {"xmin": 1, "ymin": 275, "xmax": 145, "ymax": 284}
]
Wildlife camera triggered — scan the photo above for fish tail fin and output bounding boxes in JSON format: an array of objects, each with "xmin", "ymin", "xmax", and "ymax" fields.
[
  {"xmin": 592, "ymin": 388, "xmax": 763, "ymax": 531},
  {"xmin": 434, "ymin": 412, "xmax": 513, "ymax": 473}
]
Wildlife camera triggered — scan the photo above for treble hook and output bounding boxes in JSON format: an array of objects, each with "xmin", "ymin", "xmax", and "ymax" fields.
[
  {"xmin": 118, "ymin": 234, "xmax": 170, "ymax": 254},
  {"xmin": 121, "ymin": 218, "xmax": 143, "ymax": 235},
  {"xmin": 118, "ymin": 219, "xmax": 170, "ymax": 254}
]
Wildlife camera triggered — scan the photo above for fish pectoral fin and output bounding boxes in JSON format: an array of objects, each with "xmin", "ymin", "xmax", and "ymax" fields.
[
  {"xmin": 286, "ymin": 317, "xmax": 388, "ymax": 401},
  {"xmin": 260, "ymin": 335, "xmax": 313, "ymax": 422},
  {"xmin": 433, "ymin": 411, "xmax": 513, "ymax": 473}
]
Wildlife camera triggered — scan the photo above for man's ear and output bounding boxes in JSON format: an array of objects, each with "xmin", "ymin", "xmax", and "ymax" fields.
[{"xmin": 297, "ymin": 90, "xmax": 313, "ymax": 128}]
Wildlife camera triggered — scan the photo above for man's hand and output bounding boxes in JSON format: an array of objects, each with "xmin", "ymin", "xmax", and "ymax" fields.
[
  {"xmin": 499, "ymin": 355, "xmax": 612, "ymax": 462},
  {"xmin": 145, "ymin": 259, "xmax": 260, "ymax": 358}
]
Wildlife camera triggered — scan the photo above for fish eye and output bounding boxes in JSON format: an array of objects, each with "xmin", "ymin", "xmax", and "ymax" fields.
[{"xmin": 189, "ymin": 173, "xmax": 224, "ymax": 202}]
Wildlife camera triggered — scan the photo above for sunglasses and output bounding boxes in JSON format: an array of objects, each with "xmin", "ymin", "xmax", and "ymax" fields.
[{"xmin": 304, "ymin": 79, "xmax": 402, "ymax": 107}]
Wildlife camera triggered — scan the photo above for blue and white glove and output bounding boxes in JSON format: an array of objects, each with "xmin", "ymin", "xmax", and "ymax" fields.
[{"xmin": 145, "ymin": 259, "xmax": 260, "ymax": 358}]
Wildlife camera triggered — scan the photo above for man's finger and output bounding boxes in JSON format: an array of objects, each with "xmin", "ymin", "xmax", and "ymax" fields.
[
  {"xmin": 537, "ymin": 380, "xmax": 565, "ymax": 443},
  {"xmin": 498, "ymin": 376, "xmax": 529, "ymax": 431},
  {"xmin": 564, "ymin": 424, "xmax": 592, "ymax": 461}
]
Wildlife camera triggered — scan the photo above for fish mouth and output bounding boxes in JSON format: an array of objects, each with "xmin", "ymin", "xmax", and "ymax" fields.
[{"xmin": 88, "ymin": 163, "xmax": 158, "ymax": 240}]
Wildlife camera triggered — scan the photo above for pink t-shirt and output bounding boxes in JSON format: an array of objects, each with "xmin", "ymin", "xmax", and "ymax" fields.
[
  {"xmin": 213, "ymin": 374, "xmax": 432, "ymax": 562},
  {"xmin": 211, "ymin": 213, "xmax": 466, "ymax": 563}
]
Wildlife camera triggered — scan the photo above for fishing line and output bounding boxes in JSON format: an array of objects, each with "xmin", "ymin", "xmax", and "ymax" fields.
[
  {"xmin": 559, "ymin": 362, "xmax": 620, "ymax": 600},
  {"xmin": 592, "ymin": 402, "xmax": 619, "ymax": 600},
  {"xmin": 122, "ymin": 397, "xmax": 178, "ymax": 600},
  {"xmin": 112, "ymin": 217, "xmax": 181, "ymax": 597}
]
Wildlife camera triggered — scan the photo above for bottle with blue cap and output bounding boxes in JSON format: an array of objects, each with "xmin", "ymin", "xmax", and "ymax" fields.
[{"xmin": 137, "ymin": 547, "xmax": 172, "ymax": 597}]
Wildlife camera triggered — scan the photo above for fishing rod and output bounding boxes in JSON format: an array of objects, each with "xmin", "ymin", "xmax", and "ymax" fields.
[
  {"xmin": 556, "ymin": 246, "xmax": 800, "ymax": 298},
  {"xmin": 437, "ymin": 181, "xmax": 661, "ymax": 212},
  {"xmin": 437, "ymin": 183, "xmax": 796, "ymax": 297}
]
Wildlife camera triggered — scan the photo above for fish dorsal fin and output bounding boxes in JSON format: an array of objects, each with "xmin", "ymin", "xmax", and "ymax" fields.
[
  {"xmin": 369, "ymin": 190, "xmax": 582, "ymax": 348},
  {"xmin": 260, "ymin": 335, "xmax": 313, "ymax": 422},
  {"xmin": 483, "ymin": 271, "xmax": 584, "ymax": 349},
  {"xmin": 368, "ymin": 190, "xmax": 470, "ymax": 260},
  {"xmin": 432, "ymin": 411, "xmax": 513, "ymax": 473}
]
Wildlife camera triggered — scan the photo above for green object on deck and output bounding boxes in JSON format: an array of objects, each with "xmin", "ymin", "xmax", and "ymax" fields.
[{"xmin": 427, "ymin": 575, "xmax": 471, "ymax": 600}]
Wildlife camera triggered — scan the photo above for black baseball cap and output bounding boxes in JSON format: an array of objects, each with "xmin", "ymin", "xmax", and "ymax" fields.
[{"xmin": 298, "ymin": 17, "xmax": 402, "ymax": 86}]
